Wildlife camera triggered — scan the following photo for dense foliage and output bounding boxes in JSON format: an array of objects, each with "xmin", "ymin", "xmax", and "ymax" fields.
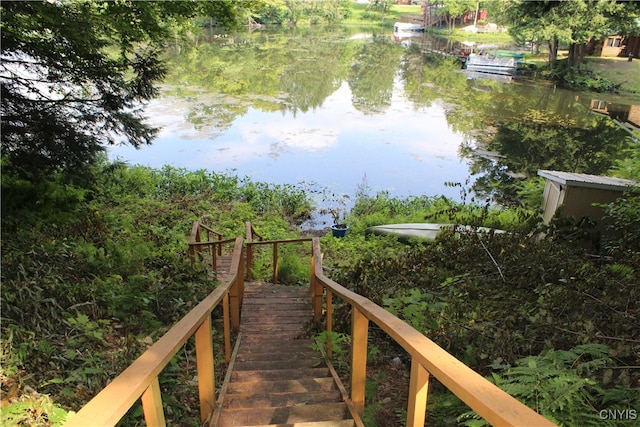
[
  {"xmin": 492, "ymin": 0, "xmax": 640, "ymax": 67},
  {"xmin": 2, "ymin": 1, "xmax": 639, "ymax": 425},
  {"xmin": 319, "ymin": 183, "xmax": 639, "ymax": 426},
  {"xmin": 0, "ymin": 0, "xmax": 253, "ymax": 182},
  {"xmin": 0, "ymin": 163, "xmax": 315, "ymax": 425}
]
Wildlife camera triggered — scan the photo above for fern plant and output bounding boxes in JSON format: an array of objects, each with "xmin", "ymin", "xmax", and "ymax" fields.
[{"xmin": 459, "ymin": 344, "xmax": 637, "ymax": 427}]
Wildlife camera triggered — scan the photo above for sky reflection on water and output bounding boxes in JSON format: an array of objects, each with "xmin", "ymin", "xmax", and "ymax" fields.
[{"xmin": 109, "ymin": 79, "xmax": 470, "ymax": 201}]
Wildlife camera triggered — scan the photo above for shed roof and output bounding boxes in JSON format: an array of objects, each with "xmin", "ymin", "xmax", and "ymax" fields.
[{"xmin": 538, "ymin": 170, "xmax": 638, "ymax": 191}]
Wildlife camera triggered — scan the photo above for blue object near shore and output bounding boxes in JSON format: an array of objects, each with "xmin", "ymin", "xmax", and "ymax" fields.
[{"xmin": 330, "ymin": 224, "xmax": 349, "ymax": 238}]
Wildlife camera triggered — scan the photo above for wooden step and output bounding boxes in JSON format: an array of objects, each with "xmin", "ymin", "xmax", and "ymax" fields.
[
  {"xmin": 231, "ymin": 368, "xmax": 330, "ymax": 382},
  {"xmin": 234, "ymin": 349, "xmax": 319, "ymax": 361},
  {"xmin": 218, "ymin": 402, "xmax": 351, "ymax": 426},
  {"xmin": 227, "ymin": 378, "xmax": 337, "ymax": 395},
  {"xmin": 242, "ymin": 311, "xmax": 311, "ymax": 321},
  {"xmin": 214, "ymin": 282, "xmax": 354, "ymax": 427},
  {"xmin": 234, "ymin": 353, "xmax": 321, "ymax": 366},
  {"xmin": 239, "ymin": 339, "xmax": 314, "ymax": 350},
  {"xmin": 240, "ymin": 324, "xmax": 309, "ymax": 332},
  {"xmin": 240, "ymin": 421, "xmax": 355, "ymax": 427},
  {"xmin": 233, "ymin": 358, "xmax": 323, "ymax": 371},
  {"xmin": 236, "ymin": 421, "xmax": 354, "ymax": 427},
  {"xmin": 223, "ymin": 390, "xmax": 343, "ymax": 409}
]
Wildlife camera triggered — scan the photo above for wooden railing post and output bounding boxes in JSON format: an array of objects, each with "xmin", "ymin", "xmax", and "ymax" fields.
[
  {"xmin": 141, "ymin": 377, "xmax": 165, "ymax": 427},
  {"xmin": 230, "ymin": 279, "xmax": 240, "ymax": 331},
  {"xmin": 229, "ymin": 237, "xmax": 244, "ymax": 331},
  {"xmin": 211, "ymin": 243, "xmax": 217, "ymax": 270},
  {"xmin": 273, "ymin": 242, "xmax": 279, "ymax": 284},
  {"xmin": 245, "ymin": 221, "xmax": 254, "ymax": 281},
  {"xmin": 189, "ymin": 221, "xmax": 201, "ymax": 265},
  {"xmin": 311, "ymin": 240, "xmax": 323, "ymax": 321},
  {"xmin": 315, "ymin": 280, "xmax": 324, "ymax": 321},
  {"xmin": 195, "ymin": 317, "xmax": 216, "ymax": 424},
  {"xmin": 406, "ymin": 358, "xmax": 430, "ymax": 427},
  {"xmin": 238, "ymin": 245, "xmax": 245, "ymax": 305},
  {"xmin": 223, "ymin": 293, "xmax": 231, "ymax": 363},
  {"xmin": 310, "ymin": 256, "xmax": 319, "ymax": 320},
  {"xmin": 245, "ymin": 243, "xmax": 253, "ymax": 281},
  {"xmin": 351, "ymin": 307, "xmax": 369, "ymax": 414},
  {"xmin": 326, "ymin": 289, "xmax": 333, "ymax": 357}
]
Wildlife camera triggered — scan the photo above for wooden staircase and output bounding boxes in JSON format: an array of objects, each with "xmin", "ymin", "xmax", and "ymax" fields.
[
  {"xmin": 214, "ymin": 282, "xmax": 356, "ymax": 427},
  {"xmin": 65, "ymin": 223, "xmax": 555, "ymax": 427}
]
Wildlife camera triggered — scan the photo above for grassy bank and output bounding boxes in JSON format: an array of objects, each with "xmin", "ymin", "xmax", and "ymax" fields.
[
  {"xmin": 344, "ymin": 2, "xmax": 422, "ymax": 27},
  {"xmin": 345, "ymin": 2, "xmax": 639, "ymax": 96},
  {"xmin": 586, "ymin": 56, "xmax": 640, "ymax": 94},
  {"xmin": 2, "ymin": 158, "xmax": 639, "ymax": 425}
]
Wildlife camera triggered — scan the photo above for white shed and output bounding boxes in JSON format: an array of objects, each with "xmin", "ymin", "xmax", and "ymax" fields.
[{"xmin": 538, "ymin": 170, "xmax": 638, "ymax": 225}]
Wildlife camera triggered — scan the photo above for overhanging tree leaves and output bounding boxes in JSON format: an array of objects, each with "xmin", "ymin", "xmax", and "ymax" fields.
[
  {"xmin": 0, "ymin": 0, "xmax": 250, "ymax": 181},
  {"xmin": 439, "ymin": 0, "xmax": 477, "ymax": 34},
  {"xmin": 505, "ymin": 0, "xmax": 640, "ymax": 68}
]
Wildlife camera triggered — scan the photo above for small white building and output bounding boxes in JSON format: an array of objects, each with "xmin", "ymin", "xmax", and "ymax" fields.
[{"xmin": 538, "ymin": 170, "xmax": 638, "ymax": 226}]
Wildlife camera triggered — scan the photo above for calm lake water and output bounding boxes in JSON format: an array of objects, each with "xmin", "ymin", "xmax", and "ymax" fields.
[{"xmin": 109, "ymin": 27, "xmax": 639, "ymax": 205}]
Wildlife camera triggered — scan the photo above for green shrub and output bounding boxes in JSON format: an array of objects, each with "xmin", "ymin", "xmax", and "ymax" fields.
[{"xmin": 460, "ymin": 344, "xmax": 640, "ymax": 426}]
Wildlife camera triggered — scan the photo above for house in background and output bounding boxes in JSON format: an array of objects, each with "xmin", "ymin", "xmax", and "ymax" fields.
[
  {"xmin": 587, "ymin": 34, "xmax": 640, "ymax": 58},
  {"xmin": 590, "ymin": 100, "xmax": 640, "ymax": 133}
]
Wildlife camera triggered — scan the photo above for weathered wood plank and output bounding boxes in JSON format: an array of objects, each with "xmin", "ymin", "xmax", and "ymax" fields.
[{"xmin": 215, "ymin": 282, "xmax": 354, "ymax": 427}]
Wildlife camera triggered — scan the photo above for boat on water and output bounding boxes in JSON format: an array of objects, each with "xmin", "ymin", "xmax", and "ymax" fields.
[
  {"xmin": 466, "ymin": 54, "xmax": 517, "ymax": 75},
  {"xmin": 366, "ymin": 223, "xmax": 505, "ymax": 243},
  {"xmin": 465, "ymin": 44, "xmax": 523, "ymax": 76},
  {"xmin": 393, "ymin": 22, "xmax": 424, "ymax": 34}
]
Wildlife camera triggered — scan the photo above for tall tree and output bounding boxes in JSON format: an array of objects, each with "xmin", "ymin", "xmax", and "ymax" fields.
[
  {"xmin": 505, "ymin": 0, "xmax": 640, "ymax": 68},
  {"xmin": 0, "ymin": 0, "xmax": 251, "ymax": 182},
  {"xmin": 368, "ymin": 0, "xmax": 396, "ymax": 23},
  {"xmin": 439, "ymin": 0, "xmax": 477, "ymax": 33}
]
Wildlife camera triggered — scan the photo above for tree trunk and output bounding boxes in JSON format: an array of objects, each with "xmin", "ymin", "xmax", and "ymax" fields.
[
  {"xmin": 577, "ymin": 43, "xmax": 587, "ymax": 66},
  {"xmin": 473, "ymin": 2, "xmax": 479, "ymax": 27},
  {"xmin": 568, "ymin": 43, "xmax": 576, "ymax": 67},
  {"xmin": 568, "ymin": 43, "xmax": 588, "ymax": 68},
  {"xmin": 548, "ymin": 36, "xmax": 558, "ymax": 68}
]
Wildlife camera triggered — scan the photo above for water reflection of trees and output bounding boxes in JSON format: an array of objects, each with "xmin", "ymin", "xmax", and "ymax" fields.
[
  {"xmin": 465, "ymin": 118, "xmax": 629, "ymax": 203},
  {"xmin": 278, "ymin": 33, "xmax": 352, "ymax": 115},
  {"xmin": 347, "ymin": 35, "xmax": 402, "ymax": 114},
  {"xmin": 163, "ymin": 29, "xmax": 354, "ymax": 127},
  {"xmin": 466, "ymin": 95, "xmax": 630, "ymax": 202},
  {"xmin": 163, "ymin": 28, "xmax": 406, "ymax": 122},
  {"xmin": 401, "ymin": 45, "xmax": 467, "ymax": 109},
  {"xmin": 400, "ymin": 47, "xmax": 632, "ymax": 203},
  {"xmin": 159, "ymin": 29, "xmax": 632, "ymax": 202}
]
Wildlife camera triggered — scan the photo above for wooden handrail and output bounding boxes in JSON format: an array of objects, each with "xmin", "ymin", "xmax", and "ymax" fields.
[
  {"xmin": 64, "ymin": 236, "xmax": 245, "ymax": 427},
  {"xmin": 245, "ymin": 220, "xmax": 264, "ymax": 243},
  {"xmin": 245, "ymin": 221, "xmax": 260, "ymax": 280},
  {"xmin": 245, "ymin": 238, "xmax": 312, "ymax": 284},
  {"xmin": 189, "ymin": 219, "xmax": 234, "ymax": 269},
  {"xmin": 310, "ymin": 237, "xmax": 555, "ymax": 427},
  {"xmin": 244, "ymin": 221, "xmax": 312, "ymax": 283},
  {"xmin": 65, "ymin": 220, "xmax": 554, "ymax": 427},
  {"xmin": 189, "ymin": 238, "xmax": 237, "ymax": 248}
]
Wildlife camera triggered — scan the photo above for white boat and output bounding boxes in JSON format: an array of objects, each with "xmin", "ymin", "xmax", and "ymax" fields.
[
  {"xmin": 393, "ymin": 22, "xmax": 424, "ymax": 33},
  {"xmin": 465, "ymin": 44, "xmax": 522, "ymax": 75},
  {"xmin": 366, "ymin": 223, "xmax": 505, "ymax": 242},
  {"xmin": 465, "ymin": 53, "xmax": 517, "ymax": 75}
]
